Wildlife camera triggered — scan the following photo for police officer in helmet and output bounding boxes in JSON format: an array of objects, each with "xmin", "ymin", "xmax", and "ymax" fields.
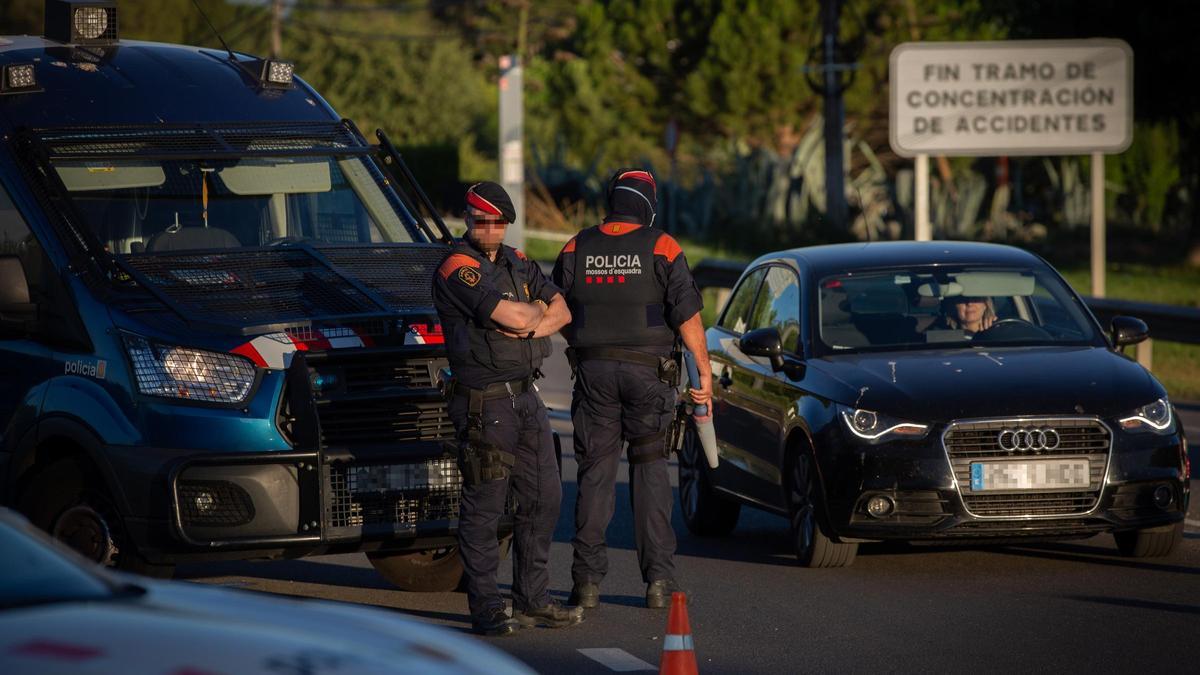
[
  {"xmin": 552, "ymin": 168, "xmax": 713, "ymax": 609},
  {"xmin": 433, "ymin": 182, "xmax": 581, "ymax": 635}
]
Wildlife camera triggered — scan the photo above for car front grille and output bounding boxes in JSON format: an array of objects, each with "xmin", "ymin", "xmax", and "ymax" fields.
[
  {"xmin": 318, "ymin": 399, "xmax": 454, "ymax": 447},
  {"xmin": 943, "ymin": 417, "xmax": 1111, "ymax": 517}
]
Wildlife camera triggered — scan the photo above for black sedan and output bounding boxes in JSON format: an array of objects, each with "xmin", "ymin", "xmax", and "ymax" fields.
[{"xmin": 680, "ymin": 242, "xmax": 1189, "ymax": 567}]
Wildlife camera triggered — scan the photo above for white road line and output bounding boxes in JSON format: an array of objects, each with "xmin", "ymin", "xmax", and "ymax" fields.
[
  {"xmin": 1185, "ymin": 518, "xmax": 1200, "ymax": 529},
  {"xmin": 577, "ymin": 648, "xmax": 656, "ymax": 672}
]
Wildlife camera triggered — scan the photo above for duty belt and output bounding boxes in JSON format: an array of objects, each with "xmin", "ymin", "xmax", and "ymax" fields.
[
  {"xmin": 446, "ymin": 376, "xmax": 534, "ymax": 401},
  {"xmin": 567, "ymin": 346, "xmax": 664, "ymax": 370}
]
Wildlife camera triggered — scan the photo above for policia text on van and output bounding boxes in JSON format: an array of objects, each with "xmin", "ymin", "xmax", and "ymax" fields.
[{"xmin": 0, "ymin": 1, "xmax": 502, "ymax": 590}]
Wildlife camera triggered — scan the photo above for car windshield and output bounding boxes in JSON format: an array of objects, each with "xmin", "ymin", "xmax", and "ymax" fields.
[
  {"xmin": 0, "ymin": 515, "xmax": 115, "ymax": 610},
  {"xmin": 52, "ymin": 155, "xmax": 420, "ymax": 255},
  {"xmin": 816, "ymin": 266, "xmax": 1101, "ymax": 354}
]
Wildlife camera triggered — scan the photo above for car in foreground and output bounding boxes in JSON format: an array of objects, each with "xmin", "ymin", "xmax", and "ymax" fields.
[
  {"xmin": 680, "ymin": 241, "xmax": 1189, "ymax": 567},
  {"xmin": 0, "ymin": 508, "xmax": 532, "ymax": 675}
]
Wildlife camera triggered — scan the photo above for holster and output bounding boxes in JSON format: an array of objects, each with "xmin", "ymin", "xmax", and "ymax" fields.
[
  {"xmin": 667, "ymin": 402, "xmax": 689, "ymax": 456},
  {"xmin": 455, "ymin": 386, "xmax": 516, "ymax": 486}
]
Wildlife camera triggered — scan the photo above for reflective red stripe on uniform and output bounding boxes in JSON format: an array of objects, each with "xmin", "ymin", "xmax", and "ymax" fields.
[
  {"xmin": 438, "ymin": 253, "xmax": 481, "ymax": 279},
  {"xmin": 562, "ymin": 237, "xmax": 577, "ymax": 253},
  {"xmin": 653, "ymin": 233, "xmax": 683, "ymax": 262},
  {"xmin": 600, "ymin": 221, "xmax": 642, "ymax": 236},
  {"xmin": 514, "ymin": 249, "xmax": 528, "ymax": 260}
]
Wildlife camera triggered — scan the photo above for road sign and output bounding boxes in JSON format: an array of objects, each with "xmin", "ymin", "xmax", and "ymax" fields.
[{"xmin": 889, "ymin": 40, "xmax": 1132, "ymax": 157}]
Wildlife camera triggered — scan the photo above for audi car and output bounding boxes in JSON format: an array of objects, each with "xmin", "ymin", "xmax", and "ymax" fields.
[{"xmin": 680, "ymin": 242, "xmax": 1189, "ymax": 567}]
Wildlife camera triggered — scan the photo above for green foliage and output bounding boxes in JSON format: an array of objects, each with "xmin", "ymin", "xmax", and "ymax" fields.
[{"xmin": 1107, "ymin": 123, "xmax": 1181, "ymax": 233}]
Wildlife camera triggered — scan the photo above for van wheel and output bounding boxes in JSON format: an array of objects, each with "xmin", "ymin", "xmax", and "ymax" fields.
[
  {"xmin": 368, "ymin": 546, "xmax": 464, "ymax": 592},
  {"xmin": 787, "ymin": 452, "xmax": 857, "ymax": 568},
  {"xmin": 678, "ymin": 423, "xmax": 740, "ymax": 536},
  {"xmin": 1113, "ymin": 521, "xmax": 1184, "ymax": 558},
  {"xmin": 19, "ymin": 457, "xmax": 175, "ymax": 578}
]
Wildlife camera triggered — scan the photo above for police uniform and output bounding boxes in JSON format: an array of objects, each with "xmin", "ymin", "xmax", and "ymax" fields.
[
  {"xmin": 552, "ymin": 170, "xmax": 703, "ymax": 603},
  {"xmin": 433, "ymin": 236, "xmax": 562, "ymax": 629}
]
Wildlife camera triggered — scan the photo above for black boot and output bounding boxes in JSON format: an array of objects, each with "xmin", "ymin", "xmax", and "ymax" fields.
[
  {"xmin": 513, "ymin": 601, "xmax": 585, "ymax": 628},
  {"xmin": 472, "ymin": 606, "xmax": 517, "ymax": 636},
  {"xmin": 645, "ymin": 579, "xmax": 678, "ymax": 609},
  {"xmin": 569, "ymin": 582, "xmax": 600, "ymax": 609}
]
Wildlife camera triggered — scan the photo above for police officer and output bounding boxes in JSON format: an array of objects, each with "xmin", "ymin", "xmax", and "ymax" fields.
[
  {"xmin": 433, "ymin": 182, "xmax": 581, "ymax": 636},
  {"xmin": 552, "ymin": 168, "xmax": 713, "ymax": 609}
]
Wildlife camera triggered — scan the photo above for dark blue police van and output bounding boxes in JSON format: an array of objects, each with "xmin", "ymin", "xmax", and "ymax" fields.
[{"xmin": 0, "ymin": 1, "xmax": 487, "ymax": 589}]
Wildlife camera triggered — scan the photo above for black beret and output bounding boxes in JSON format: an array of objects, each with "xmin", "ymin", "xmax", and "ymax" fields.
[{"xmin": 466, "ymin": 181, "xmax": 516, "ymax": 223}]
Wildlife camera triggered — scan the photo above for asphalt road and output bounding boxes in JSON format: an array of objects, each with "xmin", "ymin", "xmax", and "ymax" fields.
[{"xmin": 180, "ymin": 341, "xmax": 1200, "ymax": 674}]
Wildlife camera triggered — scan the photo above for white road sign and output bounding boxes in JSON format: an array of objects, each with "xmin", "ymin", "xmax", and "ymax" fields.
[{"xmin": 889, "ymin": 40, "xmax": 1132, "ymax": 157}]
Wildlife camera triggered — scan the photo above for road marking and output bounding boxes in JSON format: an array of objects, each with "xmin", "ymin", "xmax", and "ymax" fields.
[
  {"xmin": 1186, "ymin": 518, "xmax": 1200, "ymax": 530},
  {"xmin": 577, "ymin": 648, "xmax": 656, "ymax": 672}
]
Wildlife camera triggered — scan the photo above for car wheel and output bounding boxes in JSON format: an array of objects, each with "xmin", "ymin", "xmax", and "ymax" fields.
[
  {"xmin": 678, "ymin": 421, "xmax": 740, "ymax": 537},
  {"xmin": 1113, "ymin": 521, "xmax": 1184, "ymax": 558},
  {"xmin": 369, "ymin": 546, "xmax": 464, "ymax": 592},
  {"xmin": 18, "ymin": 457, "xmax": 175, "ymax": 578},
  {"xmin": 787, "ymin": 452, "xmax": 857, "ymax": 568}
]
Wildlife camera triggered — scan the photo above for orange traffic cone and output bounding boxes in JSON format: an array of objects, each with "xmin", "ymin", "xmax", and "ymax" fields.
[{"xmin": 659, "ymin": 592, "xmax": 699, "ymax": 675}]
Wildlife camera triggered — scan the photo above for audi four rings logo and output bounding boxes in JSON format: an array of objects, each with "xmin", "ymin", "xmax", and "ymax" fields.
[{"xmin": 997, "ymin": 427, "xmax": 1061, "ymax": 452}]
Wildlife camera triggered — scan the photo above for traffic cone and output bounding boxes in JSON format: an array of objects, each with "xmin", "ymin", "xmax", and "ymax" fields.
[{"xmin": 659, "ymin": 592, "xmax": 699, "ymax": 675}]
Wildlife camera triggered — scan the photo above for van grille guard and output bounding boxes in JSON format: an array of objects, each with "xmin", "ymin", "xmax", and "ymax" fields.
[
  {"xmin": 30, "ymin": 120, "xmax": 372, "ymax": 160},
  {"xmin": 116, "ymin": 243, "xmax": 449, "ymax": 336}
]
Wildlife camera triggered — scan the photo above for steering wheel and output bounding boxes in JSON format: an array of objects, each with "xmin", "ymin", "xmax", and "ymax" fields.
[{"xmin": 974, "ymin": 318, "xmax": 1052, "ymax": 341}]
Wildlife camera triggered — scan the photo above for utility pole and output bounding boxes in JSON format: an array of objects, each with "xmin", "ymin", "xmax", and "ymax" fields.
[
  {"xmin": 821, "ymin": 0, "xmax": 847, "ymax": 233},
  {"xmin": 270, "ymin": 0, "xmax": 283, "ymax": 59},
  {"xmin": 499, "ymin": 54, "xmax": 524, "ymax": 250}
]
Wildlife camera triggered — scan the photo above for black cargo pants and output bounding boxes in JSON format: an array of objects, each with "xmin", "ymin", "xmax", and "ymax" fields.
[
  {"xmin": 449, "ymin": 389, "xmax": 561, "ymax": 621},
  {"xmin": 571, "ymin": 359, "xmax": 678, "ymax": 585}
]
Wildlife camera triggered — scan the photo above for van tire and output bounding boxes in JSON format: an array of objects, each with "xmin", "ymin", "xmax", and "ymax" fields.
[
  {"xmin": 368, "ymin": 546, "xmax": 465, "ymax": 592},
  {"xmin": 18, "ymin": 457, "xmax": 176, "ymax": 578}
]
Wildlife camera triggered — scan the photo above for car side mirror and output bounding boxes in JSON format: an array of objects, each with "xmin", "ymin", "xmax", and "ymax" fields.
[
  {"xmin": 1110, "ymin": 316, "xmax": 1149, "ymax": 348},
  {"xmin": 739, "ymin": 327, "xmax": 785, "ymax": 371},
  {"xmin": 0, "ymin": 255, "xmax": 36, "ymax": 334}
]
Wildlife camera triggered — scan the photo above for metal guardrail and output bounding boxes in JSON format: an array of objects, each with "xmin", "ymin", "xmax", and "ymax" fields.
[{"xmin": 691, "ymin": 258, "xmax": 1200, "ymax": 346}]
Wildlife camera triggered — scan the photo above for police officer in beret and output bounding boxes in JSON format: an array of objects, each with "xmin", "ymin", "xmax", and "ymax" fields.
[
  {"xmin": 553, "ymin": 169, "xmax": 713, "ymax": 610},
  {"xmin": 433, "ymin": 181, "xmax": 582, "ymax": 636}
]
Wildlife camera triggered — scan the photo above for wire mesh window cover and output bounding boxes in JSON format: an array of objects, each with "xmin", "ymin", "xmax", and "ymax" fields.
[
  {"xmin": 121, "ymin": 248, "xmax": 386, "ymax": 325},
  {"xmin": 123, "ymin": 334, "xmax": 256, "ymax": 403},
  {"xmin": 32, "ymin": 121, "xmax": 367, "ymax": 160},
  {"xmin": 319, "ymin": 245, "xmax": 447, "ymax": 310}
]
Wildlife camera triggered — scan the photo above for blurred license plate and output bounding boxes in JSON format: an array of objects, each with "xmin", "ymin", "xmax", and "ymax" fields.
[
  {"xmin": 352, "ymin": 460, "xmax": 458, "ymax": 494},
  {"xmin": 969, "ymin": 460, "xmax": 1090, "ymax": 491}
]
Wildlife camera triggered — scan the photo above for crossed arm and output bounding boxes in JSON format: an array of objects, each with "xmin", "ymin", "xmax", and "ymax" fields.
[{"xmin": 490, "ymin": 292, "xmax": 571, "ymax": 338}]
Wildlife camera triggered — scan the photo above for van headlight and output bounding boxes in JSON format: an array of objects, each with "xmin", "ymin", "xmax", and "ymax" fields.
[
  {"xmin": 123, "ymin": 334, "xmax": 257, "ymax": 404},
  {"xmin": 839, "ymin": 405, "xmax": 929, "ymax": 444},
  {"xmin": 1118, "ymin": 397, "xmax": 1174, "ymax": 433}
]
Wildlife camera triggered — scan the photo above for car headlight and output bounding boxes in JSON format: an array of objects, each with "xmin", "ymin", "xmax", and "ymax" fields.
[
  {"xmin": 1118, "ymin": 397, "xmax": 1174, "ymax": 433},
  {"xmin": 123, "ymin": 334, "xmax": 257, "ymax": 404},
  {"xmin": 838, "ymin": 405, "xmax": 929, "ymax": 443}
]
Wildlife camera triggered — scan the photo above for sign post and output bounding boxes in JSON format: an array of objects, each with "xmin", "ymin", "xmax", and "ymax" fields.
[
  {"xmin": 889, "ymin": 39, "xmax": 1133, "ymax": 293},
  {"xmin": 498, "ymin": 54, "xmax": 524, "ymax": 250}
]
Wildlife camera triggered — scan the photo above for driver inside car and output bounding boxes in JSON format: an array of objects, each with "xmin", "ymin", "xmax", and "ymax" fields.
[{"xmin": 931, "ymin": 295, "xmax": 996, "ymax": 337}]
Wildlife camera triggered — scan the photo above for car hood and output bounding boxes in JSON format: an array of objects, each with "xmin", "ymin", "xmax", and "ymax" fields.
[
  {"xmin": 0, "ymin": 578, "xmax": 532, "ymax": 675},
  {"xmin": 808, "ymin": 345, "xmax": 1163, "ymax": 424}
]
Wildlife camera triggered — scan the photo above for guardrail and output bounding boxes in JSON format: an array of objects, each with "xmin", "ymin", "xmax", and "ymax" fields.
[{"xmin": 690, "ymin": 258, "xmax": 1200, "ymax": 368}]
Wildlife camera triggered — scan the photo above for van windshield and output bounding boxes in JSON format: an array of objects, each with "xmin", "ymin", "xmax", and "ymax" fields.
[{"xmin": 52, "ymin": 155, "xmax": 420, "ymax": 254}]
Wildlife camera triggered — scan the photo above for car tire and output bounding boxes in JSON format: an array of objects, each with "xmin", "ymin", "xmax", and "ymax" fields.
[
  {"xmin": 678, "ymin": 421, "xmax": 740, "ymax": 537},
  {"xmin": 1113, "ymin": 521, "xmax": 1184, "ymax": 558},
  {"xmin": 368, "ymin": 546, "xmax": 465, "ymax": 592},
  {"xmin": 18, "ymin": 457, "xmax": 176, "ymax": 578},
  {"xmin": 787, "ymin": 451, "xmax": 857, "ymax": 568}
]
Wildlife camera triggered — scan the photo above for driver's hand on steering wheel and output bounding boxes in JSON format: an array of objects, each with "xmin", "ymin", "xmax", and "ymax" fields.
[{"xmin": 980, "ymin": 314, "xmax": 996, "ymax": 331}]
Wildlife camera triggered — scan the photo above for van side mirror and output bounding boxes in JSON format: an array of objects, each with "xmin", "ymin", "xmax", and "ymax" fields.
[
  {"xmin": 1110, "ymin": 316, "xmax": 1149, "ymax": 348},
  {"xmin": 739, "ymin": 327, "xmax": 785, "ymax": 371},
  {"xmin": 0, "ymin": 255, "xmax": 36, "ymax": 334}
]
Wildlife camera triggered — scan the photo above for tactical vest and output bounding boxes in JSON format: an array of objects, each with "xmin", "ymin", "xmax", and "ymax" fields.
[
  {"xmin": 567, "ymin": 225, "xmax": 674, "ymax": 348},
  {"xmin": 443, "ymin": 244, "xmax": 551, "ymax": 387}
]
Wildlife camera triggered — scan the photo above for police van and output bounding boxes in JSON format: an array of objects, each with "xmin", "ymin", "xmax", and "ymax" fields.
[{"xmin": 0, "ymin": 0, "xmax": 499, "ymax": 589}]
